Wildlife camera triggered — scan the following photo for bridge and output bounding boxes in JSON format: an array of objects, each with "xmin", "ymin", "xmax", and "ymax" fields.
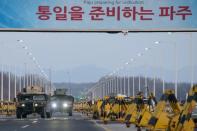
[
  {"xmin": 0, "ymin": 32, "xmax": 196, "ymax": 131},
  {"xmin": 0, "ymin": 1, "xmax": 196, "ymax": 130}
]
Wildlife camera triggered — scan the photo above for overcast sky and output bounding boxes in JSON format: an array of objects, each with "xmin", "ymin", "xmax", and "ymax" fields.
[{"xmin": 0, "ymin": 32, "xmax": 196, "ymax": 83}]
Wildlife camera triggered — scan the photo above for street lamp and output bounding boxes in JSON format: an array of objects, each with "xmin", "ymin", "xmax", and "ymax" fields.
[
  {"xmin": 17, "ymin": 40, "xmax": 24, "ymax": 43},
  {"xmin": 138, "ymin": 53, "xmax": 142, "ymax": 57},
  {"xmin": 17, "ymin": 40, "xmax": 53, "ymax": 94},
  {"xmin": 145, "ymin": 47, "xmax": 150, "ymax": 51},
  {"xmin": 137, "ymin": 52, "xmax": 142, "ymax": 92},
  {"xmin": 100, "ymin": 39, "xmax": 163, "ymax": 99},
  {"xmin": 1, "ymin": 65, "xmax": 3, "ymax": 101},
  {"xmin": 22, "ymin": 46, "xmax": 28, "ymax": 50},
  {"xmin": 190, "ymin": 33, "xmax": 194, "ymax": 88},
  {"xmin": 155, "ymin": 41, "xmax": 160, "ymax": 45},
  {"xmin": 167, "ymin": 33, "xmax": 178, "ymax": 98}
]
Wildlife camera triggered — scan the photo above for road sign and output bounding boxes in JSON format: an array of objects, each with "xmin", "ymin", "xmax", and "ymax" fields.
[{"xmin": 0, "ymin": 0, "xmax": 196, "ymax": 31}]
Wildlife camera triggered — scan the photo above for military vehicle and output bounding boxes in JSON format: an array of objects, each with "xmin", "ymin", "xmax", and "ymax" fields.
[
  {"xmin": 16, "ymin": 86, "xmax": 51, "ymax": 118},
  {"xmin": 50, "ymin": 89, "xmax": 74, "ymax": 116}
]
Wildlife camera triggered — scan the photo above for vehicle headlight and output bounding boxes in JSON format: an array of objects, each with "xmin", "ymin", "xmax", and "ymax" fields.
[
  {"xmin": 52, "ymin": 103, "xmax": 57, "ymax": 108},
  {"xmin": 35, "ymin": 103, "xmax": 38, "ymax": 107},
  {"xmin": 21, "ymin": 104, "xmax": 25, "ymax": 107},
  {"xmin": 63, "ymin": 103, "xmax": 68, "ymax": 108}
]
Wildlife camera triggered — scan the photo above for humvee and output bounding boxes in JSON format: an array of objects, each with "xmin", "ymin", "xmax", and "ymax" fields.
[
  {"xmin": 50, "ymin": 95, "xmax": 74, "ymax": 116},
  {"xmin": 16, "ymin": 93, "xmax": 51, "ymax": 118}
]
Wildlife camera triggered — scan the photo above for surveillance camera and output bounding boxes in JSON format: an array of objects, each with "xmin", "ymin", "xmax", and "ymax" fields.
[{"xmin": 122, "ymin": 30, "xmax": 128, "ymax": 36}]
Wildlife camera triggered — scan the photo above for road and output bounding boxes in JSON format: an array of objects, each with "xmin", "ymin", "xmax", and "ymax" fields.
[{"xmin": 0, "ymin": 113, "xmax": 105, "ymax": 131}]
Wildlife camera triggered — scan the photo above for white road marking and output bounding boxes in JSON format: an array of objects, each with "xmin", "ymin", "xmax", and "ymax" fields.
[
  {"xmin": 21, "ymin": 125, "xmax": 30, "ymax": 128},
  {"xmin": 32, "ymin": 118, "xmax": 38, "ymax": 121},
  {"xmin": 32, "ymin": 121, "xmax": 37, "ymax": 124}
]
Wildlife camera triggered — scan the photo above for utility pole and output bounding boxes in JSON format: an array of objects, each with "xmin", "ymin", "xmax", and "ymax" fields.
[
  {"xmin": 116, "ymin": 77, "xmax": 119, "ymax": 94},
  {"xmin": 19, "ymin": 75, "xmax": 21, "ymax": 92},
  {"xmin": 133, "ymin": 76, "xmax": 135, "ymax": 97},
  {"xmin": 26, "ymin": 64, "xmax": 29, "ymax": 88},
  {"xmin": 1, "ymin": 65, "xmax": 3, "ymax": 101},
  {"xmin": 120, "ymin": 77, "xmax": 122, "ymax": 94},
  {"xmin": 67, "ymin": 71, "xmax": 71, "ymax": 95},
  {"xmin": 190, "ymin": 33, "xmax": 194, "ymax": 87},
  {"xmin": 8, "ymin": 66, "xmax": 11, "ymax": 101},
  {"xmin": 139, "ymin": 76, "xmax": 141, "ymax": 92},
  {"xmin": 102, "ymin": 82, "xmax": 104, "ymax": 98},
  {"xmin": 49, "ymin": 68, "xmax": 52, "ymax": 95},
  {"xmin": 128, "ymin": 76, "xmax": 130, "ymax": 96},
  {"xmin": 163, "ymin": 79, "xmax": 165, "ymax": 93},
  {"xmin": 123, "ymin": 76, "xmax": 126, "ymax": 95},
  {"xmin": 14, "ymin": 66, "xmax": 16, "ymax": 98},
  {"xmin": 153, "ymin": 77, "xmax": 156, "ymax": 96},
  {"xmin": 175, "ymin": 42, "xmax": 178, "ymax": 98}
]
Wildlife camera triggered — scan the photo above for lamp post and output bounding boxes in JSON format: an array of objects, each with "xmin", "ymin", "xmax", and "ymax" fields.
[
  {"xmin": 8, "ymin": 66, "xmax": 11, "ymax": 101},
  {"xmin": 190, "ymin": 33, "xmax": 194, "ymax": 88},
  {"xmin": 1, "ymin": 65, "xmax": 3, "ymax": 101},
  {"xmin": 144, "ymin": 47, "xmax": 150, "ymax": 97},
  {"xmin": 17, "ymin": 40, "xmax": 52, "ymax": 94},
  {"xmin": 139, "ymin": 76, "xmax": 141, "ymax": 92},
  {"xmin": 137, "ymin": 53, "xmax": 142, "ymax": 92},
  {"xmin": 133, "ymin": 76, "xmax": 135, "ymax": 97},
  {"xmin": 154, "ymin": 41, "xmax": 161, "ymax": 95},
  {"xmin": 14, "ymin": 66, "xmax": 16, "ymax": 98},
  {"xmin": 166, "ymin": 33, "xmax": 178, "ymax": 98}
]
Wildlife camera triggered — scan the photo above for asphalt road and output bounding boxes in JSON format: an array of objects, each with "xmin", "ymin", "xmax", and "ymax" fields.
[{"xmin": 0, "ymin": 113, "xmax": 106, "ymax": 131}]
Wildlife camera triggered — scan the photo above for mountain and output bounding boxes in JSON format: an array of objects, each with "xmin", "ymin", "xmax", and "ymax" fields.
[
  {"xmin": 51, "ymin": 65, "xmax": 197, "ymax": 83},
  {"xmin": 122, "ymin": 65, "xmax": 197, "ymax": 82},
  {"xmin": 52, "ymin": 65, "xmax": 110, "ymax": 83}
]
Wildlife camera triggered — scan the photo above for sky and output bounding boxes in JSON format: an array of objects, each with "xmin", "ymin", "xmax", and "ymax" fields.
[
  {"xmin": 0, "ymin": 0, "xmax": 196, "ymax": 83},
  {"xmin": 0, "ymin": 32, "xmax": 196, "ymax": 83}
]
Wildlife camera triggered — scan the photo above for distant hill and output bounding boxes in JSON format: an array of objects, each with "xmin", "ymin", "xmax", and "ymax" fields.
[
  {"xmin": 52, "ymin": 65, "xmax": 110, "ymax": 83},
  {"xmin": 51, "ymin": 65, "xmax": 197, "ymax": 83}
]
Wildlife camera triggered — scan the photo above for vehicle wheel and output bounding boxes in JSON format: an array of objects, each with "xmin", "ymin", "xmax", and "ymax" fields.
[
  {"xmin": 137, "ymin": 127, "xmax": 141, "ymax": 131},
  {"xmin": 93, "ymin": 112, "xmax": 99, "ymax": 119},
  {"xmin": 41, "ymin": 108, "xmax": 46, "ymax": 118},
  {"xmin": 41, "ymin": 113, "xmax": 45, "ymax": 118},
  {"xmin": 104, "ymin": 120, "xmax": 108, "ymax": 124},
  {"xmin": 22, "ymin": 114, "xmax": 27, "ymax": 118},
  {"xmin": 68, "ymin": 111, "xmax": 72, "ymax": 116},
  {"xmin": 126, "ymin": 122, "xmax": 130, "ymax": 128},
  {"xmin": 46, "ymin": 112, "xmax": 51, "ymax": 118},
  {"xmin": 16, "ymin": 109, "xmax": 22, "ymax": 119},
  {"xmin": 16, "ymin": 113, "xmax": 21, "ymax": 119},
  {"xmin": 41, "ymin": 112, "xmax": 46, "ymax": 118},
  {"xmin": 16, "ymin": 112, "xmax": 21, "ymax": 119}
]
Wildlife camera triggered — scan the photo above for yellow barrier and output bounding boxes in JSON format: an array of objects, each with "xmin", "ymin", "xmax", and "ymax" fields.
[
  {"xmin": 74, "ymin": 101, "xmax": 93, "ymax": 116},
  {"xmin": 0, "ymin": 101, "xmax": 16, "ymax": 116},
  {"xmin": 74, "ymin": 85, "xmax": 197, "ymax": 131}
]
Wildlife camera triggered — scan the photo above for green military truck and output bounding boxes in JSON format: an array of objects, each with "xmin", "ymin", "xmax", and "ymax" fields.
[
  {"xmin": 49, "ymin": 89, "xmax": 74, "ymax": 116},
  {"xmin": 16, "ymin": 86, "xmax": 51, "ymax": 118}
]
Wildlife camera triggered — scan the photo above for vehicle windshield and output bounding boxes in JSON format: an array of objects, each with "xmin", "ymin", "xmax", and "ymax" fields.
[
  {"xmin": 18, "ymin": 95, "xmax": 46, "ymax": 101},
  {"xmin": 51, "ymin": 95, "xmax": 74, "ymax": 102},
  {"xmin": 33, "ymin": 95, "xmax": 46, "ymax": 101}
]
